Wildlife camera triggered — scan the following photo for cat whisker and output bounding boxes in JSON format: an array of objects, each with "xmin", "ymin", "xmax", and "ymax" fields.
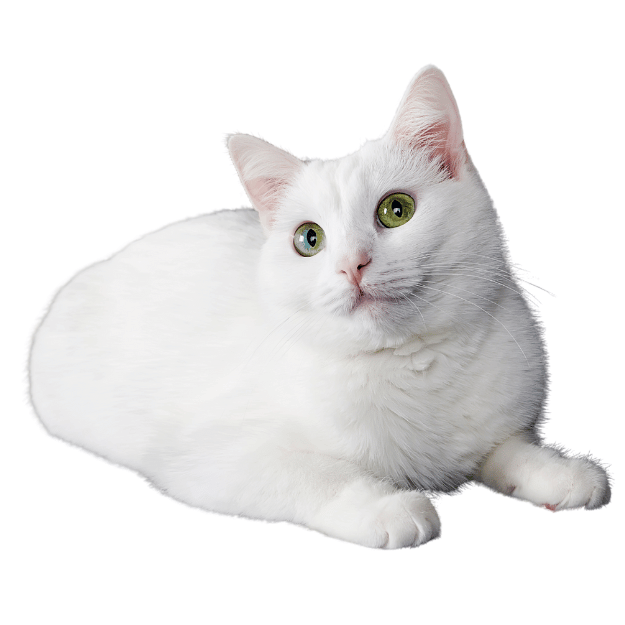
[
  {"xmin": 423, "ymin": 280, "xmax": 510, "ymax": 312},
  {"xmin": 245, "ymin": 305, "xmax": 308, "ymax": 364},
  {"xmin": 397, "ymin": 292, "xmax": 427, "ymax": 331},
  {"xmin": 414, "ymin": 251, "xmax": 511, "ymax": 268},
  {"xmin": 267, "ymin": 312, "xmax": 314, "ymax": 362},
  {"xmin": 386, "ymin": 259, "xmax": 541, "ymax": 308},
  {"xmin": 410, "ymin": 260, "xmax": 517, "ymax": 282},
  {"xmin": 417, "ymin": 283, "xmax": 529, "ymax": 364},
  {"xmin": 412, "ymin": 255, "xmax": 553, "ymax": 301},
  {"xmin": 419, "ymin": 271, "xmax": 530, "ymax": 302}
]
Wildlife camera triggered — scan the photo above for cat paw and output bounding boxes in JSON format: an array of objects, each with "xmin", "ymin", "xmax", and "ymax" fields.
[
  {"xmin": 374, "ymin": 491, "xmax": 441, "ymax": 549},
  {"xmin": 311, "ymin": 486, "xmax": 440, "ymax": 549},
  {"xmin": 515, "ymin": 455, "xmax": 610, "ymax": 511}
]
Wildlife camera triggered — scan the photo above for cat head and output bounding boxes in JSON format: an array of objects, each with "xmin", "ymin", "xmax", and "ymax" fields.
[{"xmin": 228, "ymin": 66, "xmax": 504, "ymax": 353}]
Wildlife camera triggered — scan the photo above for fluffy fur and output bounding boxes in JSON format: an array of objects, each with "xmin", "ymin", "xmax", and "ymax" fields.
[{"xmin": 29, "ymin": 66, "xmax": 610, "ymax": 548}]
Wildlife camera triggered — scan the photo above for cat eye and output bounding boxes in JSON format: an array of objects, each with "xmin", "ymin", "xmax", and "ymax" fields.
[
  {"xmin": 293, "ymin": 222, "xmax": 326, "ymax": 257},
  {"xmin": 377, "ymin": 193, "xmax": 415, "ymax": 228}
]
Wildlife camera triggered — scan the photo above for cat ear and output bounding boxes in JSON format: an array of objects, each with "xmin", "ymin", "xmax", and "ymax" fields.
[
  {"xmin": 386, "ymin": 65, "xmax": 465, "ymax": 178},
  {"xmin": 228, "ymin": 134, "xmax": 304, "ymax": 231}
]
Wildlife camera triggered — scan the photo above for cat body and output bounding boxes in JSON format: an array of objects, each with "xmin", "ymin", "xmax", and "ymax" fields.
[{"xmin": 30, "ymin": 67, "xmax": 610, "ymax": 548}]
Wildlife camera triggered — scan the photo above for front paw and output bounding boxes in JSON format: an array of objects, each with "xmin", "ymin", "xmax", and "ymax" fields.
[
  {"xmin": 310, "ymin": 485, "xmax": 440, "ymax": 549},
  {"xmin": 374, "ymin": 491, "xmax": 441, "ymax": 548},
  {"xmin": 516, "ymin": 455, "xmax": 610, "ymax": 511}
]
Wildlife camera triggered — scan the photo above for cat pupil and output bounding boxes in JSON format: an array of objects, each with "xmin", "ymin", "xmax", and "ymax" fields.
[
  {"xmin": 306, "ymin": 229, "xmax": 317, "ymax": 247},
  {"xmin": 392, "ymin": 199, "xmax": 403, "ymax": 218}
]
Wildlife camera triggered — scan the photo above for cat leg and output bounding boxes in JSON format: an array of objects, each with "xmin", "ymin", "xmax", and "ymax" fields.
[
  {"xmin": 147, "ymin": 436, "xmax": 440, "ymax": 549},
  {"xmin": 307, "ymin": 471, "xmax": 441, "ymax": 549},
  {"xmin": 476, "ymin": 432, "xmax": 610, "ymax": 510}
]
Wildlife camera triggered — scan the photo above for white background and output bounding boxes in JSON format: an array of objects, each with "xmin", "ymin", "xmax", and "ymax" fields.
[{"xmin": 2, "ymin": 1, "xmax": 623, "ymax": 623}]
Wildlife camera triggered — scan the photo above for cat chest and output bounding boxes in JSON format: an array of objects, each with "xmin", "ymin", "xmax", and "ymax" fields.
[{"xmin": 305, "ymin": 346, "xmax": 505, "ymax": 488}]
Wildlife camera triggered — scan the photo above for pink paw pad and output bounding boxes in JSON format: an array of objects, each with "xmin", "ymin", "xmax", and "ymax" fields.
[{"xmin": 543, "ymin": 503, "xmax": 557, "ymax": 512}]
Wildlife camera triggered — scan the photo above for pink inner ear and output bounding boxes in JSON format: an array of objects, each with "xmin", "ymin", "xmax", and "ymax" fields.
[
  {"xmin": 413, "ymin": 119, "xmax": 462, "ymax": 178},
  {"xmin": 389, "ymin": 67, "xmax": 465, "ymax": 179},
  {"xmin": 228, "ymin": 134, "xmax": 303, "ymax": 231},
  {"xmin": 393, "ymin": 114, "xmax": 464, "ymax": 179},
  {"xmin": 247, "ymin": 177, "xmax": 286, "ymax": 227}
]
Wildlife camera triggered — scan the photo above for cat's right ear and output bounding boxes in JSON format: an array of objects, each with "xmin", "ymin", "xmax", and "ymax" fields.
[
  {"xmin": 386, "ymin": 66, "xmax": 465, "ymax": 178},
  {"xmin": 227, "ymin": 134, "xmax": 303, "ymax": 232}
]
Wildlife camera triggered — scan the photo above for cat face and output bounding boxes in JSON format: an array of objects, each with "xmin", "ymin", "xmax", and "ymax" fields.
[{"xmin": 229, "ymin": 67, "xmax": 504, "ymax": 352}]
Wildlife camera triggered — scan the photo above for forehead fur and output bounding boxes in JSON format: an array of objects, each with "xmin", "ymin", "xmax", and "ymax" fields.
[{"xmin": 273, "ymin": 139, "xmax": 450, "ymax": 234}]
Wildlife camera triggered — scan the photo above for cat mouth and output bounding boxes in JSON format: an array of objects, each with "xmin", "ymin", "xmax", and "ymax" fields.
[
  {"xmin": 350, "ymin": 282, "xmax": 425, "ymax": 314},
  {"xmin": 351, "ymin": 288, "xmax": 396, "ymax": 311}
]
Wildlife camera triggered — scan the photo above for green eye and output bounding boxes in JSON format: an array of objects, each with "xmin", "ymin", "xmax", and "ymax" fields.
[
  {"xmin": 293, "ymin": 222, "xmax": 326, "ymax": 257},
  {"xmin": 377, "ymin": 192, "xmax": 416, "ymax": 228}
]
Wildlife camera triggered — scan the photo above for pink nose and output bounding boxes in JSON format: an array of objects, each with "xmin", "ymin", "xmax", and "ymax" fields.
[{"xmin": 337, "ymin": 251, "xmax": 371, "ymax": 287}]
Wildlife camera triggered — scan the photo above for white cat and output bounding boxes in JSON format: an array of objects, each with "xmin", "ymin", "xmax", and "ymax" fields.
[{"xmin": 29, "ymin": 66, "xmax": 610, "ymax": 548}]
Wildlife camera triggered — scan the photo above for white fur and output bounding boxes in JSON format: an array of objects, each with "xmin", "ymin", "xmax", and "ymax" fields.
[{"xmin": 29, "ymin": 66, "xmax": 610, "ymax": 548}]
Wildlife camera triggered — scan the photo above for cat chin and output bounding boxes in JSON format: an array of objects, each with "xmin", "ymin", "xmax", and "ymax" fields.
[{"xmin": 311, "ymin": 306, "xmax": 423, "ymax": 354}]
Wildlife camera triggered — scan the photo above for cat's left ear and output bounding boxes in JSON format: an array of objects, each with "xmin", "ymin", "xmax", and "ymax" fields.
[
  {"xmin": 386, "ymin": 65, "xmax": 465, "ymax": 178},
  {"xmin": 228, "ymin": 134, "xmax": 304, "ymax": 232}
]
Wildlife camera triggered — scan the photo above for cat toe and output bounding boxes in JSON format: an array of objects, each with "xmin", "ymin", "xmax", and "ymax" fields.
[
  {"xmin": 378, "ymin": 491, "xmax": 440, "ymax": 549},
  {"xmin": 584, "ymin": 470, "xmax": 611, "ymax": 510},
  {"xmin": 534, "ymin": 456, "xmax": 610, "ymax": 511},
  {"xmin": 311, "ymin": 486, "xmax": 440, "ymax": 549}
]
